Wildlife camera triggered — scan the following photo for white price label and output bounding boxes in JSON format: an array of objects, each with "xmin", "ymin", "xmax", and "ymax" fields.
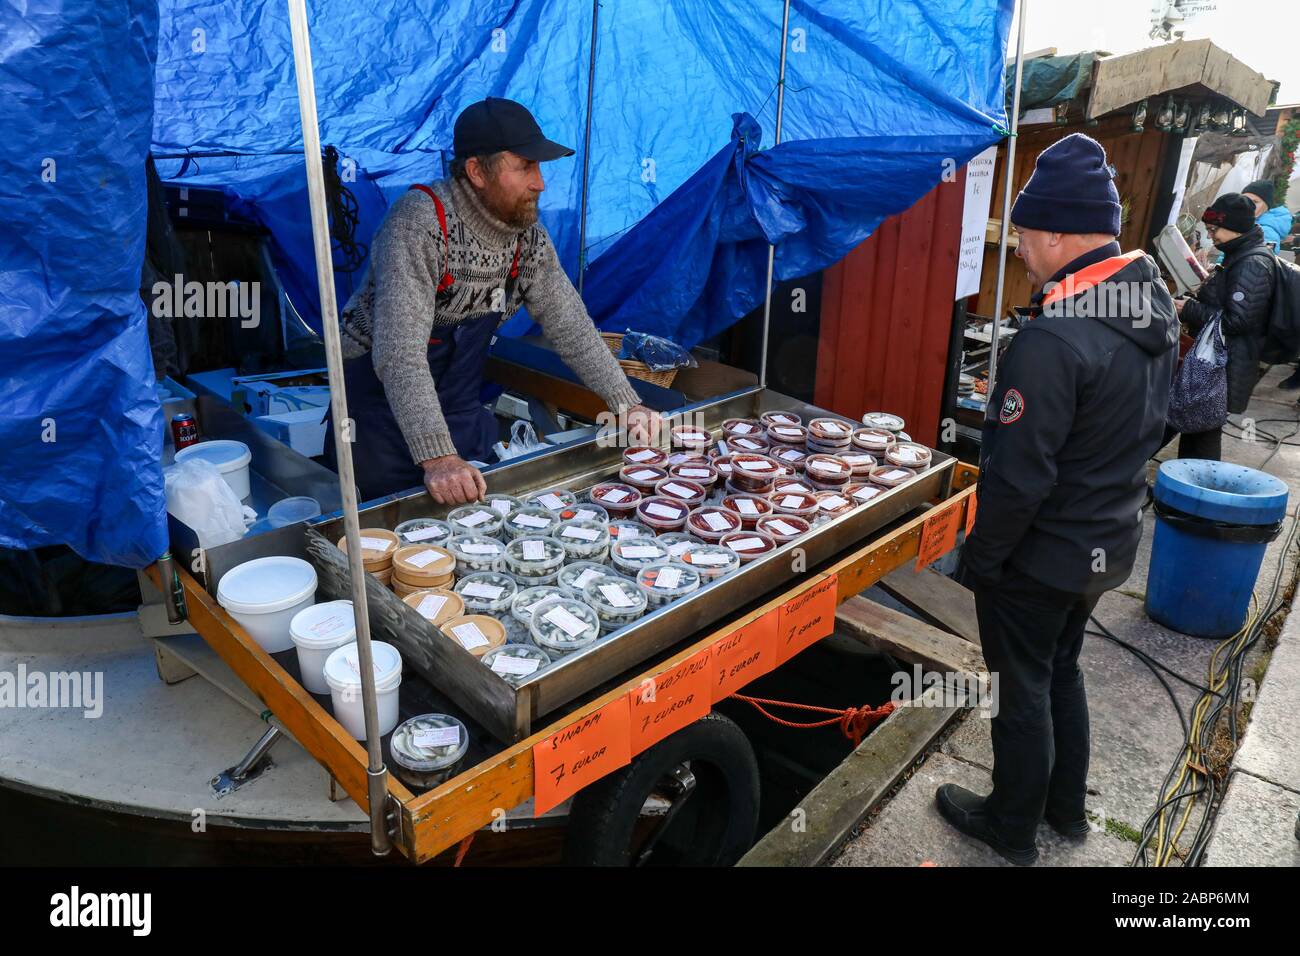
[
  {"xmin": 308, "ymin": 613, "xmax": 349, "ymax": 638},
  {"xmin": 770, "ymin": 414, "xmax": 797, "ymax": 424},
  {"xmin": 853, "ymin": 487, "xmax": 881, "ymax": 501},
  {"xmin": 734, "ymin": 498, "xmax": 759, "ymax": 515},
  {"xmin": 544, "ymin": 606, "xmax": 591, "ymax": 638},
  {"xmin": 513, "ymin": 513, "xmax": 551, "ymax": 529},
  {"xmin": 521, "ymin": 540, "xmax": 546, "ymax": 561},
  {"xmin": 562, "ymin": 526, "xmax": 601, "ymax": 542},
  {"xmin": 653, "ymin": 566, "xmax": 683, "ymax": 589},
  {"xmin": 740, "ymin": 459, "xmax": 773, "ymax": 471},
  {"xmin": 629, "ymin": 469, "xmax": 659, "ymax": 482},
  {"xmin": 627, "ymin": 449, "xmax": 657, "ymax": 462},
  {"xmin": 646, "ymin": 502, "xmax": 682, "ymax": 520},
  {"xmin": 810, "ymin": 460, "xmax": 843, "ymax": 474},
  {"xmin": 462, "ymin": 582, "xmax": 505, "ymax": 600},
  {"xmin": 601, "ymin": 489, "xmax": 631, "ymax": 503},
  {"xmin": 451, "ymin": 623, "xmax": 490, "ymax": 650},
  {"xmin": 767, "ymin": 519, "xmax": 801, "ymax": 537},
  {"xmin": 621, "ymin": 545, "xmax": 662, "ymax": 559},
  {"xmin": 460, "ymin": 542, "xmax": 499, "ymax": 555},
  {"xmin": 415, "ymin": 594, "xmax": 448, "ymax": 619},
  {"xmin": 820, "ymin": 496, "xmax": 850, "ymax": 511},
  {"xmin": 661, "ymin": 482, "xmax": 696, "ymax": 499},
  {"xmin": 702, "ymin": 511, "xmax": 731, "ymax": 531},
  {"xmin": 414, "ymin": 726, "xmax": 461, "ymax": 748},
  {"xmin": 716, "ymin": 440, "xmax": 730, "ymax": 456},
  {"xmin": 492, "ymin": 655, "xmax": 540, "ymax": 677},
  {"xmin": 537, "ymin": 493, "xmax": 566, "ymax": 510},
  {"xmin": 403, "ymin": 525, "xmax": 445, "ymax": 543},
  {"xmin": 881, "ymin": 469, "xmax": 911, "ymax": 481},
  {"xmin": 679, "ymin": 468, "xmax": 711, "ymax": 478},
  {"xmin": 599, "ymin": 583, "xmax": 635, "ymax": 608},
  {"xmin": 490, "ymin": 498, "xmax": 514, "ymax": 515},
  {"xmin": 690, "ymin": 552, "xmax": 731, "ymax": 566},
  {"xmin": 780, "ymin": 494, "xmax": 806, "ymax": 509},
  {"xmin": 842, "ymin": 454, "xmax": 872, "ymax": 466},
  {"xmin": 668, "ymin": 542, "xmax": 695, "ymax": 557},
  {"xmin": 406, "ymin": 548, "xmax": 445, "ymax": 569},
  {"xmin": 573, "ymin": 509, "xmax": 599, "ymax": 521},
  {"xmin": 359, "ymin": 536, "xmax": 393, "ymax": 553},
  {"xmin": 456, "ymin": 510, "xmax": 492, "ymax": 528},
  {"xmin": 573, "ymin": 568, "xmax": 603, "ymax": 590},
  {"xmin": 773, "ymin": 426, "xmax": 801, "ymax": 437},
  {"xmin": 728, "ymin": 536, "xmax": 766, "ymax": 552},
  {"xmin": 731, "ymin": 423, "xmax": 754, "ymax": 434},
  {"xmin": 781, "ymin": 483, "xmax": 811, "ymax": 495},
  {"xmin": 820, "ymin": 420, "xmax": 847, "ymax": 434}
]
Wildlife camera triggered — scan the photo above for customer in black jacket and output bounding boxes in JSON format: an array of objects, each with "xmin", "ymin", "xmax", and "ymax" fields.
[
  {"xmin": 1171, "ymin": 193, "xmax": 1275, "ymax": 460},
  {"xmin": 937, "ymin": 134, "xmax": 1179, "ymax": 865}
]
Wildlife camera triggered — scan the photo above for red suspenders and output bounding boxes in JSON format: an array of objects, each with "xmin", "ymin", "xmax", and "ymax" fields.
[{"xmin": 407, "ymin": 183, "xmax": 524, "ymax": 292}]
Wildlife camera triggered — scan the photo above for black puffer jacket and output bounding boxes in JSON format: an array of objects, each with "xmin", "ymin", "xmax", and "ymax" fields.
[{"xmin": 1181, "ymin": 226, "xmax": 1275, "ymax": 414}]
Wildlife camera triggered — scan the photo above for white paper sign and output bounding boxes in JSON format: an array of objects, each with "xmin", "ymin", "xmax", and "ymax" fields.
[
  {"xmin": 403, "ymin": 525, "xmax": 446, "ymax": 543},
  {"xmin": 414, "ymin": 726, "xmax": 461, "ymax": 748},
  {"xmin": 810, "ymin": 460, "xmax": 843, "ymax": 474},
  {"xmin": 456, "ymin": 510, "xmax": 492, "ymax": 528},
  {"xmin": 955, "ymin": 144, "xmax": 998, "ymax": 300},
  {"xmin": 460, "ymin": 542, "xmax": 498, "ymax": 555},
  {"xmin": 881, "ymin": 469, "xmax": 911, "ymax": 481},
  {"xmin": 621, "ymin": 545, "xmax": 662, "ymax": 559},
  {"xmin": 853, "ymin": 487, "xmax": 881, "ymax": 501},
  {"xmin": 661, "ymin": 482, "xmax": 696, "ymax": 499},
  {"xmin": 731, "ymin": 423, "xmax": 755, "ymax": 434},
  {"xmin": 490, "ymin": 498, "xmax": 514, "ymax": 515},
  {"xmin": 415, "ymin": 594, "xmax": 448, "ymax": 619},
  {"xmin": 646, "ymin": 502, "xmax": 682, "ymax": 519},
  {"xmin": 451, "ymin": 623, "xmax": 489, "ymax": 650},
  {"xmin": 492, "ymin": 655, "xmax": 541, "ymax": 677},
  {"xmin": 767, "ymin": 519, "xmax": 801, "ymax": 537},
  {"xmin": 462, "ymin": 582, "xmax": 504, "ymax": 600},
  {"xmin": 741, "ymin": 459, "xmax": 773, "ymax": 472},
  {"xmin": 406, "ymin": 548, "xmax": 445, "ymax": 569},
  {"xmin": 780, "ymin": 494, "xmax": 806, "ymax": 509},
  {"xmin": 573, "ymin": 569, "xmax": 603, "ymax": 590},
  {"xmin": 513, "ymin": 513, "xmax": 551, "ymax": 529},
  {"xmin": 820, "ymin": 495, "xmax": 850, "ymax": 511},
  {"xmin": 536, "ymin": 493, "xmax": 566, "ymax": 510},
  {"xmin": 562, "ymin": 526, "xmax": 601, "ymax": 542},
  {"xmin": 601, "ymin": 489, "xmax": 631, "ymax": 503},
  {"xmin": 734, "ymin": 498, "xmax": 759, "ymax": 515},
  {"xmin": 627, "ymin": 449, "xmax": 657, "ymax": 462},
  {"xmin": 599, "ymin": 583, "xmax": 635, "ymax": 607},
  {"xmin": 545, "ymin": 605, "xmax": 590, "ymax": 638},
  {"xmin": 654, "ymin": 566, "xmax": 683, "ymax": 589},
  {"xmin": 522, "ymin": 540, "xmax": 546, "ymax": 561},
  {"xmin": 819, "ymin": 421, "xmax": 847, "ymax": 435},
  {"xmin": 728, "ymin": 536, "xmax": 766, "ymax": 552},
  {"xmin": 359, "ymin": 536, "xmax": 392, "ymax": 553},
  {"xmin": 629, "ymin": 469, "xmax": 659, "ymax": 481},
  {"xmin": 702, "ymin": 511, "xmax": 731, "ymax": 531},
  {"xmin": 690, "ymin": 552, "xmax": 731, "ymax": 566},
  {"xmin": 680, "ymin": 468, "xmax": 711, "ymax": 478}
]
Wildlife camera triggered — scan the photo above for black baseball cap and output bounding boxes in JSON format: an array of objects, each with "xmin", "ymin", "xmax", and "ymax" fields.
[{"xmin": 453, "ymin": 97, "xmax": 575, "ymax": 162}]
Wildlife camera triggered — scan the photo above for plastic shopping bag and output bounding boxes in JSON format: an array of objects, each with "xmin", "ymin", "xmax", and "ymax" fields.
[
  {"xmin": 493, "ymin": 420, "xmax": 548, "ymax": 462},
  {"xmin": 1167, "ymin": 315, "xmax": 1227, "ymax": 434},
  {"xmin": 164, "ymin": 458, "xmax": 256, "ymax": 548}
]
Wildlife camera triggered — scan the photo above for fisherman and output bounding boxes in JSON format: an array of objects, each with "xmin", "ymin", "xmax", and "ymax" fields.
[
  {"xmin": 940, "ymin": 133, "xmax": 1179, "ymax": 865},
  {"xmin": 325, "ymin": 98, "xmax": 658, "ymax": 503}
]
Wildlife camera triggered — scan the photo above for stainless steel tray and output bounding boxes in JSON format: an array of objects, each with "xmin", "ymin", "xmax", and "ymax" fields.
[{"xmin": 308, "ymin": 387, "xmax": 954, "ymax": 742}]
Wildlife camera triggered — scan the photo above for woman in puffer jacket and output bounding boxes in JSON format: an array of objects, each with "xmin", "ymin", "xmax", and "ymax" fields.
[{"xmin": 1171, "ymin": 193, "xmax": 1276, "ymax": 461}]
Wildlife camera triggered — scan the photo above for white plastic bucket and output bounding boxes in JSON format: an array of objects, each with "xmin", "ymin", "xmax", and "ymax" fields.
[
  {"xmin": 175, "ymin": 439, "xmax": 253, "ymax": 500},
  {"xmin": 323, "ymin": 640, "xmax": 403, "ymax": 740},
  {"xmin": 216, "ymin": 556, "xmax": 317, "ymax": 653},
  {"xmin": 289, "ymin": 600, "xmax": 357, "ymax": 694}
]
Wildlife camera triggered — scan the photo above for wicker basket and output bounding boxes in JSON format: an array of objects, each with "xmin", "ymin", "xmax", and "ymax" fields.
[{"xmin": 601, "ymin": 332, "xmax": 678, "ymax": 388}]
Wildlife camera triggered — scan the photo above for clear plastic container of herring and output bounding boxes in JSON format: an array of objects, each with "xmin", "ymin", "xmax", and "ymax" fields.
[
  {"xmin": 393, "ymin": 517, "xmax": 454, "ymax": 547},
  {"xmin": 555, "ymin": 519, "xmax": 610, "ymax": 561},
  {"xmin": 581, "ymin": 573, "xmax": 649, "ymax": 633},
  {"xmin": 503, "ymin": 535, "xmax": 566, "ymax": 584},
  {"xmin": 448, "ymin": 534, "xmax": 506, "ymax": 576},
  {"xmin": 482, "ymin": 643, "xmax": 551, "ymax": 686},
  {"xmin": 524, "ymin": 488, "xmax": 578, "ymax": 513},
  {"xmin": 509, "ymin": 585, "xmax": 567, "ymax": 641},
  {"xmin": 502, "ymin": 505, "xmax": 560, "ymax": 541},
  {"xmin": 556, "ymin": 561, "xmax": 613, "ymax": 601},
  {"xmin": 657, "ymin": 532, "xmax": 703, "ymax": 561},
  {"xmin": 389, "ymin": 714, "xmax": 469, "ymax": 791},
  {"xmin": 484, "ymin": 493, "xmax": 522, "ymax": 519},
  {"xmin": 678, "ymin": 543, "xmax": 741, "ymax": 581},
  {"xmin": 454, "ymin": 570, "xmax": 518, "ymax": 615},
  {"xmin": 610, "ymin": 535, "xmax": 671, "ymax": 576},
  {"xmin": 636, "ymin": 561, "xmax": 702, "ymax": 609},
  {"xmin": 447, "ymin": 504, "xmax": 504, "ymax": 538},
  {"xmin": 528, "ymin": 598, "xmax": 602, "ymax": 657}
]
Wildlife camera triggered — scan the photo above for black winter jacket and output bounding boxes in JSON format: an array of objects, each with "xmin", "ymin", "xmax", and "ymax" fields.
[
  {"xmin": 962, "ymin": 246, "xmax": 1179, "ymax": 596},
  {"xmin": 1180, "ymin": 226, "xmax": 1274, "ymax": 414}
]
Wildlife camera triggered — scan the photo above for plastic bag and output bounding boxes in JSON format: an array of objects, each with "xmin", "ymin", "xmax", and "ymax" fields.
[
  {"xmin": 619, "ymin": 332, "xmax": 698, "ymax": 372},
  {"xmin": 1167, "ymin": 315, "xmax": 1227, "ymax": 435},
  {"xmin": 493, "ymin": 420, "xmax": 548, "ymax": 462},
  {"xmin": 164, "ymin": 458, "xmax": 256, "ymax": 548}
]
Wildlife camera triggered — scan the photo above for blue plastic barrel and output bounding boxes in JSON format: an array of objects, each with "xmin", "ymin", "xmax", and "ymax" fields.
[{"xmin": 1146, "ymin": 460, "xmax": 1289, "ymax": 637}]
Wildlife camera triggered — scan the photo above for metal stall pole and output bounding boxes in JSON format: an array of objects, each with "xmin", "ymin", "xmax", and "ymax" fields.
[
  {"xmin": 286, "ymin": 0, "xmax": 392, "ymax": 856},
  {"xmin": 577, "ymin": 0, "xmax": 601, "ymax": 296},
  {"xmin": 757, "ymin": 0, "xmax": 793, "ymax": 389},
  {"xmin": 987, "ymin": 0, "xmax": 1027, "ymax": 400}
]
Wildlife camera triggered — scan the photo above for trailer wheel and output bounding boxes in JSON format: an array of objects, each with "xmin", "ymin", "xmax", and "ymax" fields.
[{"xmin": 563, "ymin": 712, "xmax": 759, "ymax": 867}]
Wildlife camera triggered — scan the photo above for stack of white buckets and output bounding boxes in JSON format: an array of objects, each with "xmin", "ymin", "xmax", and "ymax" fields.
[{"xmin": 216, "ymin": 555, "xmax": 402, "ymax": 739}]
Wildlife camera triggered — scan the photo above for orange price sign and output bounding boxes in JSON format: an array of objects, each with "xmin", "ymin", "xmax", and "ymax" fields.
[
  {"xmin": 711, "ymin": 611, "xmax": 778, "ymax": 702},
  {"xmin": 965, "ymin": 490, "xmax": 978, "ymax": 538},
  {"xmin": 775, "ymin": 573, "xmax": 838, "ymax": 664},
  {"xmin": 916, "ymin": 499, "xmax": 962, "ymax": 571},
  {"xmin": 628, "ymin": 647, "xmax": 712, "ymax": 755},
  {"xmin": 532, "ymin": 695, "xmax": 631, "ymax": 816}
]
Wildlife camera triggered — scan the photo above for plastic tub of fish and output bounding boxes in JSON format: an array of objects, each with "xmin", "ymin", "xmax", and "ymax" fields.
[
  {"xmin": 447, "ymin": 504, "xmax": 504, "ymax": 538},
  {"xmin": 869, "ymin": 465, "xmax": 918, "ymax": 489},
  {"xmin": 653, "ymin": 477, "xmax": 707, "ymax": 509},
  {"xmin": 760, "ymin": 410, "xmax": 803, "ymax": 429},
  {"xmin": 442, "ymin": 614, "xmax": 508, "ymax": 658},
  {"xmin": 402, "ymin": 588, "xmax": 465, "ymax": 627},
  {"xmin": 622, "ymin": 445, "xmax": 668, "ymax": 469},
  {"xmin": 510, "ymin": 585, "xmax": 567, "ymax": 632},
  {"xmin": 526, "ymin": 488, "xmax": 577, "ymax": 513},
  {"xmin": 861, "ymin": 411, "xmax": 905, "ymax": 433},
  {"xmin": 610, "ymin": 536, "xmax": 671, "ymax": 576},
  {"xmin": 447, "ymin": 534, "xmax": 506, "ymax": 576},
  {"xmin": 727, "ymin": 434, "xmax": 770, "ymax": 454},
  {"xmin": 806, "ymin": 417, "xmax": 854, "ymax": 445},
  {"xmin": 770, "ymin": 446, "xmax": 808, "ymax": 471},
  {"xmin": 619, "ymin": 464, "xmax": 668, "ymax": 495},
  {"xmin": 885, "ymin": 442, "xmax": 932, "ymax": 471},
  {"xmin": 729, "ymin": 453, "xmax": 780, "ymax": 490},
  {"xmin": 756, "ymin": 514, "xmax": 811, "ymax": 545},
  {"xmin": 765, "ymin": 422, "xmax": 807, "ymax": 447},
  {"xmin": 581, "ymin": 573, "xmax": 649, "ymax": 633},
  {"xmin": 711, "ymin": 456, "xmax": 736, "ymax": 484},
  {"xmin": 667, "ymin": 451, "xmax": 710, "ymax": 468},
  {"xmin": 720, "ymin": 530, "xmax": 779, "ymax": 564},
  {"xmin": 502, "ymin": 505, "xmax": 560, "ymax": 541},
  {"xmin": 670, "ymin": 425, "xmax": 712, "ymax": 452},
  {"xmin": 454, "ymin": 570, "xmax": 519, "ymax": 615},
  {"xmin": 636, "ymin": 561, "xmax": 702, "ymax": 609},
  {"xmin": 814, "ymin": 490, "xmax": 857, "ymax": 518},
  {"xmin": 589, "ymin": 481, "xmax": 642, "ymax": 519},
  {"xmin": 482, "ymin": 644, "xmax": 551, "ymax": 686},
  {"xmin": 555, "ymin": 519, "xmax": 610, "ymax": 561},
  {"xmin": 686, "ymin": 505, "xmax": 743, "ymax": 543},
  {"xmin": 636, "ymin": 495, "xmax": 690, "ymax": 533},
  {"xmin": 393, "ymin": 517, "xmax": 455, "ymax": 547},
  {"xmin": 556, "ymin": 562, "xmax": 611, "ymax": 602},
  {"xmin": 668, "ymin": 461, "xmax": 719, "ymax": 491},
  {"xmin": 529, "ymin": 598, "xmax": 602, "ymax": 658},
  {"xmin": 559, "ymin": 501, "xmax": 609, "ymax": 525},
  {"xmin": 608, "ymin": 519, "xmax": 652, "ymax": 543},
  {"xmin": 503, "ymin": 535, "xmax": 566, "ymax": 583},
  {"xmin": 678, "ymin": 543, "xmax": 741, "ymax": 582},
  {"xmin": 657, "ymin": 532, "xmax": 703, "ymax": 561},
  {"xmin": 805, "ymin": 454, "xmax": 851, "ymax": 486},
  {"xmin": 851, "ymin": 428, "xmax": 895, "ymax": 455},
  {"xmin": 769, "ymin": 489, "xmax": 819, "ymax": 520},
  {"xmin": 484, "ymin": 493, "xmax": 522, "ymax": 519},
  {"xmin": 773, "ymin": 476, "xmax": 815, "ymax": 496},
  {"xmin": 389, "ymin": 714, "xmax": 469, "ymax": 790},
  {"xmin": 721, "ymin": 493, "xmax": 774, "ymax": 530},
  {"xmin": 845, "ymin": 481, "xmax": 884, "ymax": 506},
  {"xmin": 839, "ymin": 451, "xmax": 877, "ymax": 477},
  {"xmin": 722, "ymin": 418, "xmax": 764, "ymax": 440}
]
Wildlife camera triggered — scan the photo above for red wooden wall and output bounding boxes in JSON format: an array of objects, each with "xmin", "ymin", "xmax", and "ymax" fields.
[{"xmin": 814, "ymin": 170, "xmax": 966, "ymax": 446}]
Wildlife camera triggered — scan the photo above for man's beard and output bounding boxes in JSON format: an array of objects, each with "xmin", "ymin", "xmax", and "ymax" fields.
[{"xmin": 481, "ymin": 183, "xmax": 539, "ymax": 229}]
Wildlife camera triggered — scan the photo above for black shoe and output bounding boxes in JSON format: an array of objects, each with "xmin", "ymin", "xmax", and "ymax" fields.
[
  {"xmin": 1043, "ymin": 810, "xmax": 1091, "ymax": 840},
  {"xmin": 1279, "ymin": 369, "xmax": 1300, "ymax": 391},
  {"xmin": 935, "ymin": 784, "xmax": 1039, "ymax": 866}
]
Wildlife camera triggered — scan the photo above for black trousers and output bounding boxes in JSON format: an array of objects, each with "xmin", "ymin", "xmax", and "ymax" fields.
[
  {"xmin": 1161, "ymin": 423, "xmax": 1222, "ymax": 462},
  {"xmin": 971, "ymin": 566, "xmax": 1101, "ymax": 846}
]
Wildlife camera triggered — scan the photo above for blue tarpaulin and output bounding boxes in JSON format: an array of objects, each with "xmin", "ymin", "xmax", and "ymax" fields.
[{"xmin": 2, "ymin": 0, "xmax": 1010, "ymax": 567}]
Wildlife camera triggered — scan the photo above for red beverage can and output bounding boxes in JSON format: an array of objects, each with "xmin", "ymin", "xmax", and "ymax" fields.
[{"xmin": 171, "ymin": 413, "xmax": 199, "ymax": 451}]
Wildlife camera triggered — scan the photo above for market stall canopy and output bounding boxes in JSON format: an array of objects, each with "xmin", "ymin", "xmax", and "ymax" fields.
[
  {"xmin": 1, "ymin": 0, "xmax": 1011, "ymax": 567},
  {"xmin": 1085, "ymin": 39, "xmax": 1274, "ymax": 120}
]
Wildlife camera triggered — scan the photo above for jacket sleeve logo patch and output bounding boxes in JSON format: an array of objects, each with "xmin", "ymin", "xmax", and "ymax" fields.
[{"xmin": 999, "ymin": 388, "xmax": 1025, "ymax": 424}]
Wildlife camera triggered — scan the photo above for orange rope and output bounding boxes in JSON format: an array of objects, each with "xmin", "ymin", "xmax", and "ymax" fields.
[
  {"xmin": 730, "ymin": 694, "xmax": 895, "ymax": 747},
  {"xmin": 453, "ymin": 832, "xmax": 475, "ymax": 867}
]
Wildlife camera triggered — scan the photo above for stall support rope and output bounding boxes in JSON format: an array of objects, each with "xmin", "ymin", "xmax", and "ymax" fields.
[{"xmin": 730, "ymin": 694, "xmax": 895, "ymax": 747}]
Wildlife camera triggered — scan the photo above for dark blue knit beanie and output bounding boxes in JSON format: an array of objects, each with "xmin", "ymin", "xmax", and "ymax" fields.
[{"xmin": 1010, "ymin": 133, "xmax": 1122, "ymax": 235}]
